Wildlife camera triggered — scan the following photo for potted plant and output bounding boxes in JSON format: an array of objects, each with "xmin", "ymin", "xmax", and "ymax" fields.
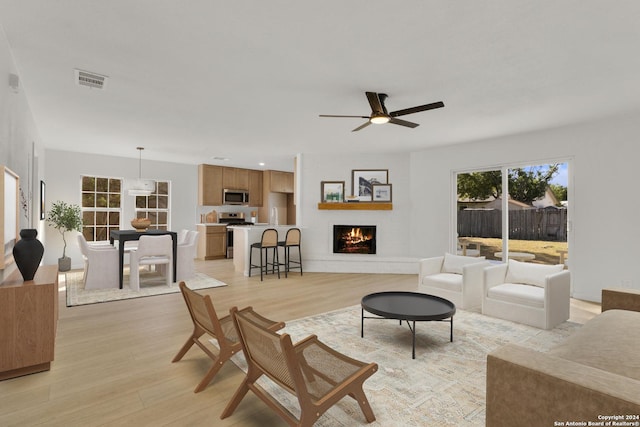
[{"xmin": 47, "ymin": 200, "xmax": 82, "ymax": 272}]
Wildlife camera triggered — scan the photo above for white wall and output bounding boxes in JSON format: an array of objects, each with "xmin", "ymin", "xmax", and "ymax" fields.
[
  {"xmin": 410, "ymin": 110, "xmax": 640, "ymax": 302},
  {"xmin": 43, "ymin": 149, "xmax": 197, "ymax": 269},
  {"xmin": 0, "ymin": 27, "xmax": 45, "ymax": 282},
  {"xmin": 298, "ymin": 152, "xmax": 416, "ymax": 273}
]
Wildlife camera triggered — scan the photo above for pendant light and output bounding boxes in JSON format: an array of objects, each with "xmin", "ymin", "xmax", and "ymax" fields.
[{"xmin": 126, "ymin": 147, "xmax": 155, "ymax": 196}]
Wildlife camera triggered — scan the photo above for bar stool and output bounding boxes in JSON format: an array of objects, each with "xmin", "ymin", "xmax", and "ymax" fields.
[
  {"xmin": 249, "ymin": 228, "xmax": 280, "ymax": 281},
  {"xmin": 278, "ymin": 228, "xmax": 302, "ymax": 277}
]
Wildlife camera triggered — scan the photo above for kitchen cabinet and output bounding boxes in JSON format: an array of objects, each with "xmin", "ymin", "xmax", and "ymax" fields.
[
  {"xmin": 198, "ymin": 164, "xmax": 223, "ymax": 206},
  {"xmin": 198, "ymin": 164, "xmax": 263, "ymax": 207},
  {"xmin": 223, "ymin": 167, "xmax": 249, "ymax": 190},
  {"xmin": 197, "ymin": 225, "xmax": 227, "ymax": 260},
  {"xmin": 0, "ymin": 265, "xmax": 58, "ymax": 380},
  {"xmin": 248, "ymin": 169, "xmax": 263, "ymax": 207},
  {"xmin": 267, "ymin": 170, "xmax": 294, "ymax": 193}
]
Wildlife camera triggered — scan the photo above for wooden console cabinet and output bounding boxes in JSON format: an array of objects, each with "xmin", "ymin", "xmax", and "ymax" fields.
[{"xmin": 0, "ymin": 265, "xmax": 59, "ymax": 380}]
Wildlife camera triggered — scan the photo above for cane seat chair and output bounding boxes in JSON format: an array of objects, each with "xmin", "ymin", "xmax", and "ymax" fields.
[
  {"xmin": 278, "ymin": 228, "xmax": 303, "ymax": 277},
  {"xmin": 221, "ymin": 307, "xmax": 378, "ymax": 426},
  {"xmin": 249, "ymin": 228, "xmax": 280, "ymax": 281},
  {"xmin": 172, "ymin": 282, "xmax": 285, "ymax": 393}
]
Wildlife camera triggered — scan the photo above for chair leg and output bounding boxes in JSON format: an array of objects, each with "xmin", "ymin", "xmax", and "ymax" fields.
[
  {"xmin": 220, "ymin": 371, "xmax": 262, "ymax": 419},
  {"xmin": 260, "ymin": 247, "xmax": 264, "ymax": 281},
  {"xmin": 172, "ymin": 329, "xmax": 204, "ymax": 362},
  {"xmin": 274, "ymin": 247, "xmax": 280, "ymax": 278},
  {"xmin": 351, "ymin": 388, "xmax": 376, "ymax": 423},
  {"xmin": 194, "ymin": 354, "xmax": 226, "ymax": 393},
  {"xmin": 248, "ymin": 246, "xmax": 253, "ymax": 277}
]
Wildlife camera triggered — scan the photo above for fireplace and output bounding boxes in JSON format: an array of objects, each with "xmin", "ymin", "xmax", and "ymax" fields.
[{"xmin": 333, "ymin": 225, "xmax": 377, "ymax": 254}]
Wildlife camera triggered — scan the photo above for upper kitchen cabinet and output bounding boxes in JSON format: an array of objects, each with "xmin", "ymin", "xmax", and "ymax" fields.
[
  {"xmin": 198, "ymin": 164, "xmax": 263, "ymax": 207},
  {"xmin": 267, "ymin": 170, "xmax": 294, "ymax": 193},
  {"xmin": 223, "ymin": 167, "xmax": 249, "ymax": 190},
  {"xmin": 198, "ymin": 164, "xmax": 223, "ymax": 206},
  {"xmin": 248, "ymin": 169, "xmax": 263, "ymax": 207}
]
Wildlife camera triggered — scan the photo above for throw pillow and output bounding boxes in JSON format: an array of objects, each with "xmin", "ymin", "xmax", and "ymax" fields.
[
  {"xmin": 505, "ymin": 259, "xmax": 564, "ymax": 287},
  {"xmin": 442, "ymin": 252, "xmax": 486, "ymax": 274}
]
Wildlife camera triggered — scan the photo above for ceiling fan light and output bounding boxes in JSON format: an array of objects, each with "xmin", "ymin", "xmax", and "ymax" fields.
[{"xmin": 370, "ymin": 114, "xmax": 390, "ymax": 124}]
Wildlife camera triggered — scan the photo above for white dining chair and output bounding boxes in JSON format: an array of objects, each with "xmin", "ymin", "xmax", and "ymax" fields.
[
  {"xmin": 159, "ymin": 230, "xmax": 199, "ymax": 282},
  {"xmin": 77, "ymin": 234, "xmax": 119, "ymax": 290},
  {"xmin": 129, "ymin": 235, "xmax": 173, "ymax": 291}
]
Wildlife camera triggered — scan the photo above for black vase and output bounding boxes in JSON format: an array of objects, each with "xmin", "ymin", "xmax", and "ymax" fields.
[{"xmin": 13, "ymin": 229, "xmax": 45, "ymax": 281}]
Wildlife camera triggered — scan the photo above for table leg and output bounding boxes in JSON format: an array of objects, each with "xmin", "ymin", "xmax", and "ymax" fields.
[
  {"xmin": 118, "ymin": 241, "xmax": 124, "ymax": 289},
  {"xmin": 412, "ymin": 320, "xmax": 416, "ymax": 360},
  {"xmin": 450, "ymin": 316, "xmax": 454, "ymax": 342},
  {"xmin": 361, "ymin": 307, "xmax": 364, "ymax": 338},
  {"xmin": 172, "ymin": 235, "xmax": 177, "ymax": 283}
]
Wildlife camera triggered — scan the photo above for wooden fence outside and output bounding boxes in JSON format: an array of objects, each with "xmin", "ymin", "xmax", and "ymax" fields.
[{"xmin": 457, "ymin": 208, "xmax": 567, "ymax": 241}]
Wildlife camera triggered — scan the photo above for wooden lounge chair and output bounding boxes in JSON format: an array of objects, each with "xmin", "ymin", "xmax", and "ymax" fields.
[
  {"xmin": 221, "ymin": 306, "xmax": 378, "ymax": 426},
  {"xmin": 172, "ymin": 281, "xmax": 285, "ymax": 393}
]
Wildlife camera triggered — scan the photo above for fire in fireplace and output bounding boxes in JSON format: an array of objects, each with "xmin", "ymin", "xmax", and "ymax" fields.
[{"xmin": 333, "ymin": 225, "xmax": 377, "ymax": 254}]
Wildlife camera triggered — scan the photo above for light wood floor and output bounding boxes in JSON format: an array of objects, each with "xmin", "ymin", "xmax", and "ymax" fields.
[{"xmin": 0, "ymin": 260, "xmax": 601, "ymax": 426}]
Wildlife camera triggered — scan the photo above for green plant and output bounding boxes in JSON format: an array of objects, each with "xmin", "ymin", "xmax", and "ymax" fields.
[{"xmin": 47, "ymin": 200, "xmax": 82, "ymax": 259}]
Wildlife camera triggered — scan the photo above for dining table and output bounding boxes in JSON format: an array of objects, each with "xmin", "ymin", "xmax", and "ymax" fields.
[{"xmin": 109, "ymin": 229, "xmax": 178, "ymax": 289}]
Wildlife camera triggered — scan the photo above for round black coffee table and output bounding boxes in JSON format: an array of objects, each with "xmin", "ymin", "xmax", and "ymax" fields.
[{"xmin": 361, "ymin": 291, "xmax": 456, "ymax": 359}]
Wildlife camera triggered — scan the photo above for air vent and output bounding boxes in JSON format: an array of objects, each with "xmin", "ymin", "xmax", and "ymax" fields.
[{"xmin": 74, "ymin": 69, "xmax": 108, "ymax": 89}]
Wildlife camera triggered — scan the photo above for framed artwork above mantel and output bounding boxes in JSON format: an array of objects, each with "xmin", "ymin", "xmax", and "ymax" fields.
[{"xmin": 352, "ymin": 169, "xmax": 388, "ymax": 201}]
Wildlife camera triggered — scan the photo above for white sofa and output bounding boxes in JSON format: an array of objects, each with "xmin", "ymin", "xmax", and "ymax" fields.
[
  {"xmin": 418, "ymin": 253, "xmax": 490, "ymax": 309},
  {"xmin": 482, "ymin": 260, "xmax": 570, "ymax": 330}
]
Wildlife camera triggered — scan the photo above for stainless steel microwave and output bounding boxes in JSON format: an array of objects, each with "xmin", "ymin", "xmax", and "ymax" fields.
[{"xmin": 223, "ymin": 189, "xmax": 249, "ymax": 205}]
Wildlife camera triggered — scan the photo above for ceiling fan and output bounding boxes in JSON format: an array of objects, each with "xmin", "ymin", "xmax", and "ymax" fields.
[{"xmin": 319, "ymin": 91, "xmax": 444, "ymax": 132}]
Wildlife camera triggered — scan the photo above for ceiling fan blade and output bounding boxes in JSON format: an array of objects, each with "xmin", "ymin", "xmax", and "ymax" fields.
[
  {"xmin": 365, "ymin": 92, "xmax": 384, "ymax": 114},
  {"xmin": 390, "ymin": 101, "xmax": 445, "ymax": 117},
  {"xmin": 389, "ymin": 117, "xmax": 419, "ymax": 128},
  {"xmin": 352, "ymin": 121, "xmax": 372, "ymax": 132},
  {"xmin": 319, "ymin": 114, "xmax": 370, "ymax": 118}
]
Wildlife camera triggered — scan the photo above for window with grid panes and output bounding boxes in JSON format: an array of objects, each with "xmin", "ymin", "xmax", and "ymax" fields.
[
  {"xmin": 81, "ymin": 176, "xmax": 122, "ymax": 242},
  {"xmin": 135, "ymin": 180, "xmax": 170, "ymax": 230}
]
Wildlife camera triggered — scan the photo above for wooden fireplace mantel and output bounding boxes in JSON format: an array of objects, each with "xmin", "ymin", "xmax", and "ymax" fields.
[{"xmin": 317, "ymin": 202, "xmax": 392, "ymax": 211}]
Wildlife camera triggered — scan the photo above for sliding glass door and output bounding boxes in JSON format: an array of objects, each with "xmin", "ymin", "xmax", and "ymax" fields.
[
  {"xmin": 456, "ymin": 161, "xmax": 569, "ymax": 266},
  {"xmin": 456, "ymin": 168, "xmax": 503, "ymax": 260}
]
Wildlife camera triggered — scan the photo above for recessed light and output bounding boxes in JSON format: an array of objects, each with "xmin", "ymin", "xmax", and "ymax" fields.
[
  {"xmin": 211, "ymin": 156, "xmax": 230, "ymax": 161},
  {"xmin": 259, "ymin": 162, "xmax": 265, "ymax": 166}
]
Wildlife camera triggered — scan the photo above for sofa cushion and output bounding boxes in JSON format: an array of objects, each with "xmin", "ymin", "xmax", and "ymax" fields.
[
  {"xmin": 487, "ymin": 283, "xmax": 545, "ymax": 308},
  {"xmin": 422, "ymin": 273, "xmax": 463, "ymax": 292},
  {"xmin": 442, "ymin": 252, "xmax": 486, "ymax": 274},
  {"xmin": 548, "ymin": 309, "xmax": 640, "ymax": 381},
  {"xmin": 505, "ymin": 259, "xmax": 563, "ymax": 287}
]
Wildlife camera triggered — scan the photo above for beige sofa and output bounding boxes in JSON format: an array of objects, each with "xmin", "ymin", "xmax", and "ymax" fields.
[{"xmin": 486, "ymin": 288, "xmax": 640, "ymax": 426}]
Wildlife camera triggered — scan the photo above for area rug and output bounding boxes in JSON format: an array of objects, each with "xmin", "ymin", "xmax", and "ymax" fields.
[
  {"xmin": 65, "ymin": 271, "xmax": 227, "ymax": 307},
  {"xmin": 228, "ymin": 305, "xmax": 580, "ymax": 426}
]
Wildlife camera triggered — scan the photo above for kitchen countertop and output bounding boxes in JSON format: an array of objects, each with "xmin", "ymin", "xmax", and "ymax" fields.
[{"xmin": 197, "ymin": 223, "xmax": 227, "ymax": 226}]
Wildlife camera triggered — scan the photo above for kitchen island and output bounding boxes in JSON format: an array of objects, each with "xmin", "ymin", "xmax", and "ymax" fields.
[{"xmin": 228, "ymin": 224, "xmax": 300, "ymax": 276}]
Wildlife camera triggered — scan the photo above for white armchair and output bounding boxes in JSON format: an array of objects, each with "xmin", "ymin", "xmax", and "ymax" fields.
[
  {"xmin": 482, "ymin": 260, "xmax": 570, "ymax": 330},
  {"xmin": 418, "ymin": 253, "xmax": 490, "ymax": 309},
  {"xmin": 77, "ymin": 235, "xmax": 119, "ymax": 290}
]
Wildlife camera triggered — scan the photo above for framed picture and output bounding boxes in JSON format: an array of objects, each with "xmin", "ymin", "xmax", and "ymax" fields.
[
  {"xmin": 40, "ymin": 180, "xmax": 46, "ymax": 220},
  {"xmin": 321, "ymin": 181, "xmax": 345, "ymax": 203},
  {"xmin": 352, "ymin": 169, "xmax": 388, "ymax": 201},
  {"xmin": 372, "ymin": 184, "xmax": 392, "ymax": 202}
]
